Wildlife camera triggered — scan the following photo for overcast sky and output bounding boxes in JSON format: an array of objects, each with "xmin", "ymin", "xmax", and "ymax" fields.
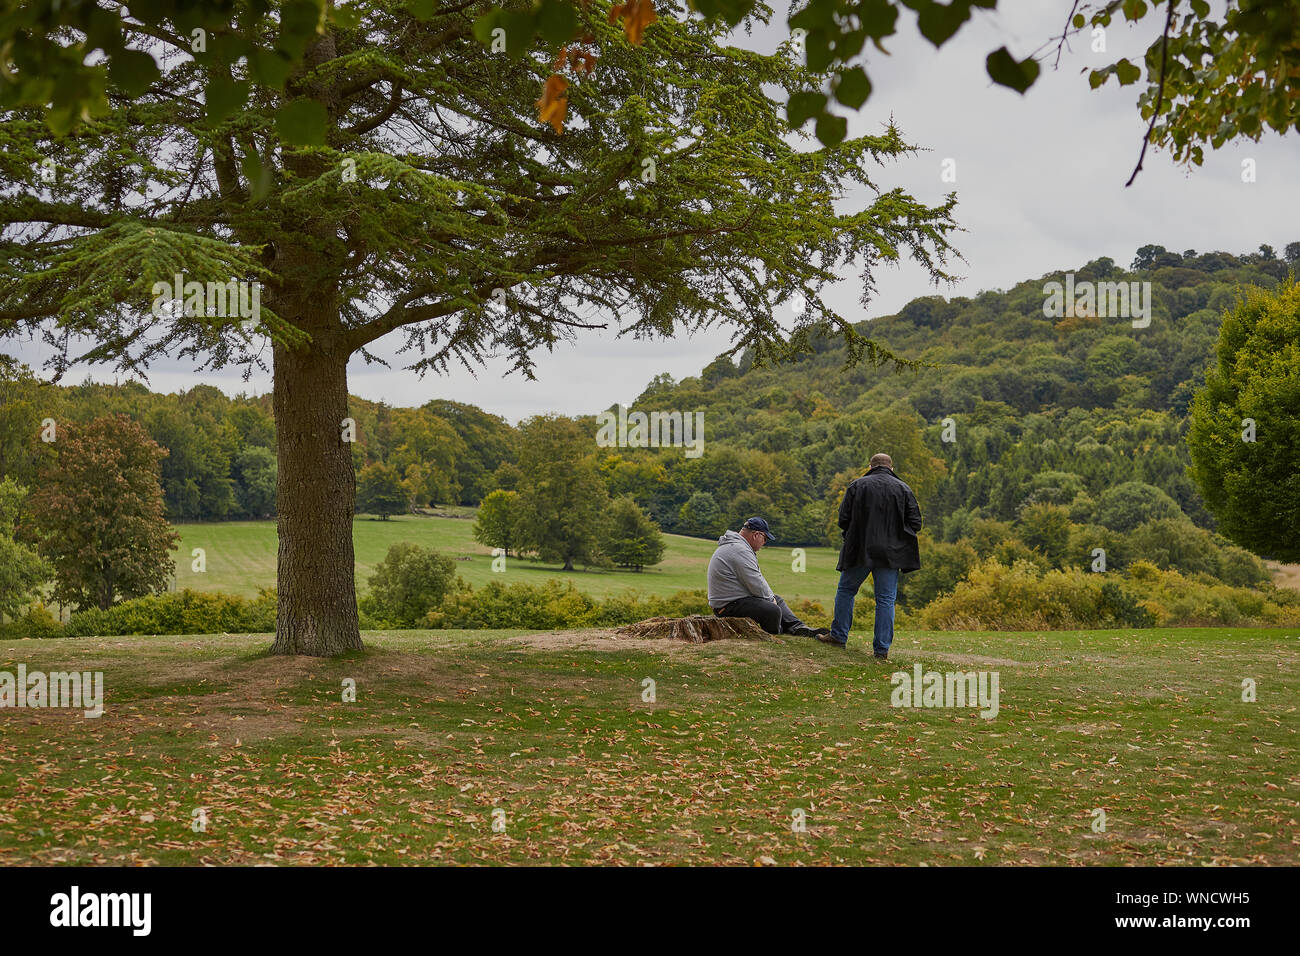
[{"xmin": 10, "ymin": 1, "xmax": 1299, "ymax": 423}]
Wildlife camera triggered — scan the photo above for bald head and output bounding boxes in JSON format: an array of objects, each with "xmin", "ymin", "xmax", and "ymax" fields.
[{"xmin": 869, "ymin": 453, "xmax": 893, "ymax": 470}]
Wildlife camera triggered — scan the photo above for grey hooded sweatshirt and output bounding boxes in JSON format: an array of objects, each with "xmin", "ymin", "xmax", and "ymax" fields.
[{"xmin": 707, "ymin": 530, "xmax": 775, "ymax": 608}]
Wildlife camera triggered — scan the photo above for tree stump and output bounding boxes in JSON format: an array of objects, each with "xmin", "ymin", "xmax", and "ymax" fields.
[{"xmin": 614, "ymin": 615, "xmax": 777, "ymax": 643}]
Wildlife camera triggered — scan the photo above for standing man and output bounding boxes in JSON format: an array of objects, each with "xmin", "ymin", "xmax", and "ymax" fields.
[
  {"xmin": 822, "ymin": 454, "xmax": 922, "ymax": 657},
  {"xmin": 708, "ymin": 517, "xmax": 830, "ymax": 637}
]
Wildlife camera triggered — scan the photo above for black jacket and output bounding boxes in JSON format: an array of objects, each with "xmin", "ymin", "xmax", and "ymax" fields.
[{"xmin": 836, "ymin": 467, "xmax": 923, "ymax": 572}]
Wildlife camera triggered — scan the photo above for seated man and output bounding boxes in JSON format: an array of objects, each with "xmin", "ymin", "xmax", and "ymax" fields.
[{"xmin": 707, "ymin": 517, "xmax": 829, "ymax": 637}]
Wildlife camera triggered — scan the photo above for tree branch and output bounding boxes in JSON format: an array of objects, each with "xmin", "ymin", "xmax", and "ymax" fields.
[
  {"xmin": 1126, "ymin": 0, "xmax": 1177, "ymax": 188},
  {"xmin": 341, "ymin": 81, "xmax": 407, "ymax": 137}
]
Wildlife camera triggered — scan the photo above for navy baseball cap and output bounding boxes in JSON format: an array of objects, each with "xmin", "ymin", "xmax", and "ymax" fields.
[{"xmin": 742, "ymin": 516, "xmax": 776, "ymax": 542}]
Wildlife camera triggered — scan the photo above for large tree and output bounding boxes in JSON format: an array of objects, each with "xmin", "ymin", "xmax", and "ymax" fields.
[
  {"xmin": 23, "ymin": 414, "xmax": 178, "ymax": 611},
  {"xmin": 356, "ymin": 461, "xmax": 409, "ymax": 519},
  {"xmin": 514, "ymin": 415, "xmax": 611, "ymax": 570},
  {"xmin": 605, "ymin": 494, "xmax": 665, "ymax": 570},
  {"xmin": 1188, "ymin": 280, "xmax": 1300, "ymax": 561},
  {"xmin": 473, "ymin": 488, "xmax": 520, "ymax": 557},
  {"xmin": 0, "ymin": 1, "xmax": 958, "ymax": 654}
]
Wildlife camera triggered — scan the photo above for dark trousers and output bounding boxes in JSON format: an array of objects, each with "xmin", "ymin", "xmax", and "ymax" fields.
[{"xmin": 714, "ymin": 594, "xmax": 805, "ymax": 635}]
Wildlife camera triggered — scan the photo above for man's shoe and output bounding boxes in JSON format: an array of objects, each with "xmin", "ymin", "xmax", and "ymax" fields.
[
  {"xmin": 816, "ymin": 632, "xmax": 847, "ymax": 647},
  {"xmin": 873, "ymin": 653, "xmax": 888, "ymax": 661},
  {"xmin": 790, "ymin": 625, "xmax": 834, "ymax": 638}
]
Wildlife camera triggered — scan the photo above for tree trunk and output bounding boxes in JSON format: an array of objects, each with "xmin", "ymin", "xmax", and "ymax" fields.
[{"xmin": 270, "ymin": 344, "xmax": 363, "ymax": 656}]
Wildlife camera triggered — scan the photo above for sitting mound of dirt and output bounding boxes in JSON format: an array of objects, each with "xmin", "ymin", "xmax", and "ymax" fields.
[{"xmin": 614, "ymin": 615, "xmax": 775, "ymax": 643}]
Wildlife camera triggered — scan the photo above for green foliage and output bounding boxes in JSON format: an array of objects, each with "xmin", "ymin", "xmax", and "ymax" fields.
[
  {"xmin": 1086, "ymin": 0, "xmax": 1300, "ymax": 169},
  {"xmin": 13, "ymin": 0, "xmax": 1296, "ymax": 169},
  {"xmin": 1188, "ymin": 280, "xmax": 1300, "ymax": 560},
  {"xmin": 920, "ymin": 559, "xmax": 1135, "ymax": 630},
  {"xmin": 385, "ymin": 407, "xmax": 464, "ymax": 507},
  {"xmin": 0, "ymin": 477, "xmax": 49, "ymax": 616},
  {"xmin": 896, "ymin": 536, "xmax": 977, "ymax": 610},
  {"xmin": 1015, "ymin": 502, "xmax": 1072, "ymax": 566},
  {"xmin": 233, "ymin": 445, "xmax": 277, "ymax": 518},
  {"xmin": 356, "ymin": 462, "xmax": 409, "ymax": 520},
  {"xmin": 677, "ymin": 491, "xmax": 723, "ymax": 538},
  {"xmin": 0, "ymin": 357, "xmax": 52, "ymax": 486},
  {"xmin": 428, "ymin": 579, "xmax": 711, "ymax": 630},
  {"xmin": 513, "ymin": 416, "xmax": 610, "ymax": 570},
  {"xmin": 605, "ymin": 495, "xmax": 666, "ymax": 571},
  {"xmin": 146, "ymin": 403, "xmax": 237, "ymax": 520},
  {"xmin": 360, "ymin": 542, "xmax": 457, "ymax": 627},
  {"xmin": 1127, "ymin": 517, "xmax": 1269, "ymax": 587},
  {"xmin": 1099, "ymin": 579, "xmax": 1156, "ymax": 629},
  {"xmin": 0, "ymin": 603, "xmax": 63, "ymax": 640},
  {"xmin": 24, "ymin": 415, "xmax": 178, "ymax": 611},
  {"xmin": 422, "ymin": 400, "xmax": 518, "ymax": 505},
  {"xmin": 472, "ymin": 489, "xmax": 520, "ymax": 557},
  {"xmin": 1094, "ymin": 481, "xmax": 1184, "ymax": 532},
  {"xmin": 1022, "ymin": 470, "xmax": 1088, "ymax": 508},
  {"xmin": 62, "ymin": 589, "xmax": 277, "ymax": 637},
  {"xmin": 1124, "ymin": 560, "xmax": 1300, "ymax": 627},
  {"xmin": 0, "ymin": 0, "xmax": 359, "ymax": 137}
]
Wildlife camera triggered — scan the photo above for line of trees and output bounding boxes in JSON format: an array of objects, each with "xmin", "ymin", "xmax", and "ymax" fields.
[
  {"xmin": 472, "ymin": 416, "xmax": 665, "ymax": 571},
  {"xmin": 0, "ymin": 364, "xmax": 518, "ymax": 522},
  {"xmin": 3, "ymin": 249, "xmax": 1296, "ymax": 624}
]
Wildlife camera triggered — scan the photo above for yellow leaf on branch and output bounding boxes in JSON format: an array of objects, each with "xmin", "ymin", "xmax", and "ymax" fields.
[
  {"xmin": 536, "ymin": 74, "xmax": 569, "ymax": 134},
  {"xmin": 608, "ymin": 0, "xmax": 656, "ymax": 45}
]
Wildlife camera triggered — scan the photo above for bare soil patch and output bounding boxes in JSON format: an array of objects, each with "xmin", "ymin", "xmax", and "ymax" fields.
[{"xmin": 1267, "ymin": 561, "xmax": 1300, "ymax": 592}]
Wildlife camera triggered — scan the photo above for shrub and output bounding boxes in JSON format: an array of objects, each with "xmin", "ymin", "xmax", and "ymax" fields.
[
  {"xmin": 0, "ymin": 603, "xmax": 65, "ymax": 639},
  {"xmin": 1127, "ymin": 517, "xmax": 1270, "ymax": 585},
  {"xmin": 361, "ymin": 542, "xmax": 458, "ymax": 627},
  {"xmin": 898, "ymin": 537, "xmax": 977, "ymax": 609},
  {"xmin": 919, "ymin": 559, "xmax": 1147, "ymax": 630},
  {"xmin": 427, "ymin": 580, "xmax": 715, "ymax": 630},
  {"xmin": 918, "ymin": 558, "xmax": 1300, "ymax": 630},
  {"xmin": 63, "ymin": 589, "xmax": 276, "ymax": 637}
]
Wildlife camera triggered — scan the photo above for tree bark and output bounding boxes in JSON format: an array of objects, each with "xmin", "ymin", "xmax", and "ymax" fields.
[{"xmin": 269, "ymin": 343, "xmax": 363, "ymax": 656}]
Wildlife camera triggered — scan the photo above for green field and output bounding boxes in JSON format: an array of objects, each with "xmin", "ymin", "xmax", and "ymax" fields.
[
  {"xmin": 171, "ymin": 514, "xmax": 843, "ymax": 604},
  {"xmin": 1, "ymin": 627, "xmax": 1295, "ymax": 865}
]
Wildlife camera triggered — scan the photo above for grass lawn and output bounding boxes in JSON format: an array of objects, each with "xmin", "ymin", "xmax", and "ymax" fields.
[
  {"xmin": 1, "ymin": 627, "xmax": 1295, "ymax": 865},
  {"xmin": 170, "ymin": 514, "xmax": 843, "ymax": 604}
]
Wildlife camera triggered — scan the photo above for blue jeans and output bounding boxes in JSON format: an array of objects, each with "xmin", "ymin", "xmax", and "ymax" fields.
[{"xmin": 830, "ymin": 566, "xmax": 900, "ymax": 654}]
